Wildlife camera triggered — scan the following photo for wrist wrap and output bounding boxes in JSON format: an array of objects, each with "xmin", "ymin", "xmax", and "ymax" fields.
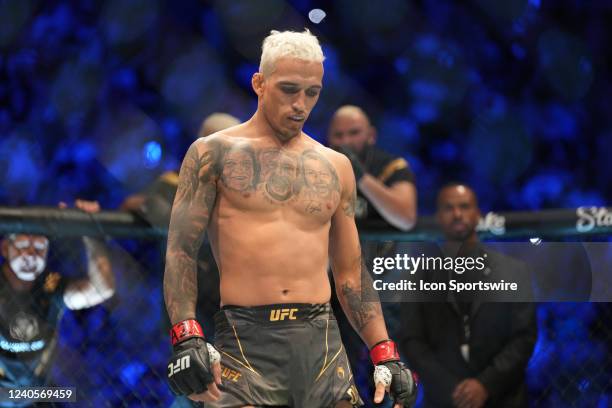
[
  {"xmin": 170, "ymin": 319, "xmax": 203, "ymax": 346},
  {"xmin": 370, "ymin": 339, "xmax": 400, "ymax": 365}
]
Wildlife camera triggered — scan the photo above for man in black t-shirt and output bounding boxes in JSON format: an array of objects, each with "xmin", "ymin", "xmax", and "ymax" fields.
[{"xmin": 327, "ymin": 105, "xmax": 417, "ymax": 231}]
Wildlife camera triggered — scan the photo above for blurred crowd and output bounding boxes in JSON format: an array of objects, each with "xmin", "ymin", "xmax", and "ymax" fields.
[{"xmin": 1, "ymin": 1, "xmax": 610, "ymax": 211}]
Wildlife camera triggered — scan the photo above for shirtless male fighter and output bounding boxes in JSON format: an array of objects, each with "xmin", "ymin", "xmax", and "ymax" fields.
[{"xmin": 164, "ymin": 29, "xmax": 417, "ymax": 408}]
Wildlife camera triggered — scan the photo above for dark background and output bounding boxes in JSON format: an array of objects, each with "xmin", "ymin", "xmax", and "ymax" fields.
[{"xmin": 0, "ymin": 0, "xmax": 610, "ymax": 407}]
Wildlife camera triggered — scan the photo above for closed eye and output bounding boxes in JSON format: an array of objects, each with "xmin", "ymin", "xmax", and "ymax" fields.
[{"xmin": 280, "ymin": 85, "xmax": 299, "ymax": 94}]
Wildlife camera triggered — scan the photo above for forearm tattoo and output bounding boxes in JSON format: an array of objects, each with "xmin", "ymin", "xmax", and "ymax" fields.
[
  {"xmin": 164, "ymin": 141, "xmax": 221, "ymax": 323},
  {"xmin": 340, "ymin": 257, "xmax": 383, "ymax": 332},
  {"xmin": 342, "ymin": 187, "xmax": 357, "ymax": 217}
]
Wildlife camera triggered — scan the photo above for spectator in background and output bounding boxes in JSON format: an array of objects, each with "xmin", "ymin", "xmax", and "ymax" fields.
[
  {"xmin": 400, "ymin": 183, "xmax": 537, "ymax": 407},
  {"xmin": 120, "ymin": 112, "xmax": 241, "ymax": 222},
  {"xmin": 327, "ymin": 105, "xmax": 417, "ymax": 231},
  {"xmin": 0, "ymin": 199, "xmax": 115, "ymax": 407}
]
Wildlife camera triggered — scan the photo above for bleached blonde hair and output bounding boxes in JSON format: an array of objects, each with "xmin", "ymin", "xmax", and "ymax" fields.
[{"xmin": 259, "ymin": 29, "xmax": 325, "ymax": 77}]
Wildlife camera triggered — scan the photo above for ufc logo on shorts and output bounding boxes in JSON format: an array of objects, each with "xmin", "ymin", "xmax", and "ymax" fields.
[
  {"xmin": 269, "ymin": 308, "xmax": 298, "ymax": 321},
  {"xmin": 168, "ymin": 355, "xmax": 190, "ymax": 377},
  {"xmin": 221, "ymin": 365, "xmax": 242, "ymax": 382}
]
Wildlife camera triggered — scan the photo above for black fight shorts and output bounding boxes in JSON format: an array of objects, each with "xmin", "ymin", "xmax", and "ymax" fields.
[{"xmin": 205, "ymin": 303, "xmax": 363, "ymax": 408}]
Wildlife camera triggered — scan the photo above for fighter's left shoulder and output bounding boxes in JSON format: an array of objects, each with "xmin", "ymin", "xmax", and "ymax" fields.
[{"xmin": 301, "ymin": 136, "xmax": 351, "ymax": 172}]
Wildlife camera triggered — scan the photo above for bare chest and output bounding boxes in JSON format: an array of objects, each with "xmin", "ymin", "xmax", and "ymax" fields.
[{"xmin": 215, "ymin": 145, "xmax": 341, "ymax": 222}]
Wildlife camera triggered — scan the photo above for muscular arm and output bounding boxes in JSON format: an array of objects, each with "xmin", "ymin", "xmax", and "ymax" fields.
[
  {"xmin": 164, "ymin": 139, "xmax": 220, "ymax": 324},
  {"xmin": 330, "ymin": 155, "xmax": 389, "ymax": 348},
  {"xmin": 64, "ymin": 237, "xmax": 115, "ymax": 310},
  {"xmin": 358, "ymin": 176, "xmax": 417, "ymax": 231}
]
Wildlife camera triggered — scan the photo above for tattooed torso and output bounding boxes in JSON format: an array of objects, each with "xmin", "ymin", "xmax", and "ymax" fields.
[
  {"xmin": 216, "ymin": 141, "xmax": 341, "ymax": 222},
  {"xmin": 173, "ymin": 130, "xmax": 349, "ymax": 307}
]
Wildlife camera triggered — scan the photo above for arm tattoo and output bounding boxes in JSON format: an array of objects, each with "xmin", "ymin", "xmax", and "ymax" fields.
[
  {"xmin": 342, "ymin": 187, "xmax": 357, "ymax": 217},
  {"xmin": 164, "ymin": 140, "xmax": 220, "ymax": 324},
  {"xmin": 339, "ymin": 258, "xmax": 383, "ymax": 332}
]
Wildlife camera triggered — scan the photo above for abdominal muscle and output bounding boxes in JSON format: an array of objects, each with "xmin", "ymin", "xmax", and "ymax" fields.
[{"xmin": 208, "ymin": 211, "xmax": 333, "ymax": 307}]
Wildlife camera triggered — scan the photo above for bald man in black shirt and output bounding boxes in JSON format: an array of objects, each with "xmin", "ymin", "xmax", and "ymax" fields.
[{"xmin": 327, "ymin": 105, "xmax": 417, "ymax": 231}]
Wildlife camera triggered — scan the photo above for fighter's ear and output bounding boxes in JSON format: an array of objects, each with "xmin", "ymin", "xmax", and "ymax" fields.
[{"xmin": 252, "ymin": 72, "xmax": 265, "ymax": 97}]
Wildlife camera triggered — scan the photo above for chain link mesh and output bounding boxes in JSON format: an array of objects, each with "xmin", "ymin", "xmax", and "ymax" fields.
[{"xmin": 0, "ymin": 227, "xmax": 610, "ymax": 407}]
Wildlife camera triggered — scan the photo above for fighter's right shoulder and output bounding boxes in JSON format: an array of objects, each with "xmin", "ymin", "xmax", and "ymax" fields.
[
  {"xmin": 185, "ymin": 133, "xmax": 232, "ymax": 163},
  {"xmin": 177, "ymin": 136, "xmax": 227, "ymax": 181},
  {"xmin": 191, "ymin": 132, "xmax": 226, "ymax": 149},
  {"xmin": 190, "ymin": 127, "xmax": 248, "ymax": 151}
]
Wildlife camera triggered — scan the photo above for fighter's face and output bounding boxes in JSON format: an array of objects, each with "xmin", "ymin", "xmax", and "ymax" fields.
[
  {"xmin": 256, "ymin": 57, "xmax": 323, "ymax": 141},
  {"xmin": 304, "ymin": 157, "xmax": 333, "ymax": 197},
  {"xmin": 436, "ymin": 186, "xmax": 481, "ymax": 242},
  {"xmin": 328, "ymin": 113, "xmax": 373, "ymax": 155},
  {"xmin": 2, "ymin": 234, "xmax": 49, "ymax": 281}
]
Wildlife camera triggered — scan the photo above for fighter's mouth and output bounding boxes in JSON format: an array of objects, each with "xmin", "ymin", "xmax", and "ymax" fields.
[{"xmin": 288, "ymin": 115, "xmax": 305, "ymax": 122}]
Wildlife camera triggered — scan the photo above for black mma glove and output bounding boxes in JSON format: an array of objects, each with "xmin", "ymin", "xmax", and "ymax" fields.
[
  {"xmin": 167, "ymin": 319, "xmax": 218, "ymax": 395},
  {"xmin": 335, "ymin": 145, "xmax": 366, "ymax": 182},
  {"xmin": 371, "ymin": 339, "xmax": 418, "ymax": 407}
]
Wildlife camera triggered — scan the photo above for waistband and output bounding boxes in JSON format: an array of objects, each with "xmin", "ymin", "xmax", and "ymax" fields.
[{"xmin": 215, "ymin": 303, "xmax": 334, "ymax": 326}]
